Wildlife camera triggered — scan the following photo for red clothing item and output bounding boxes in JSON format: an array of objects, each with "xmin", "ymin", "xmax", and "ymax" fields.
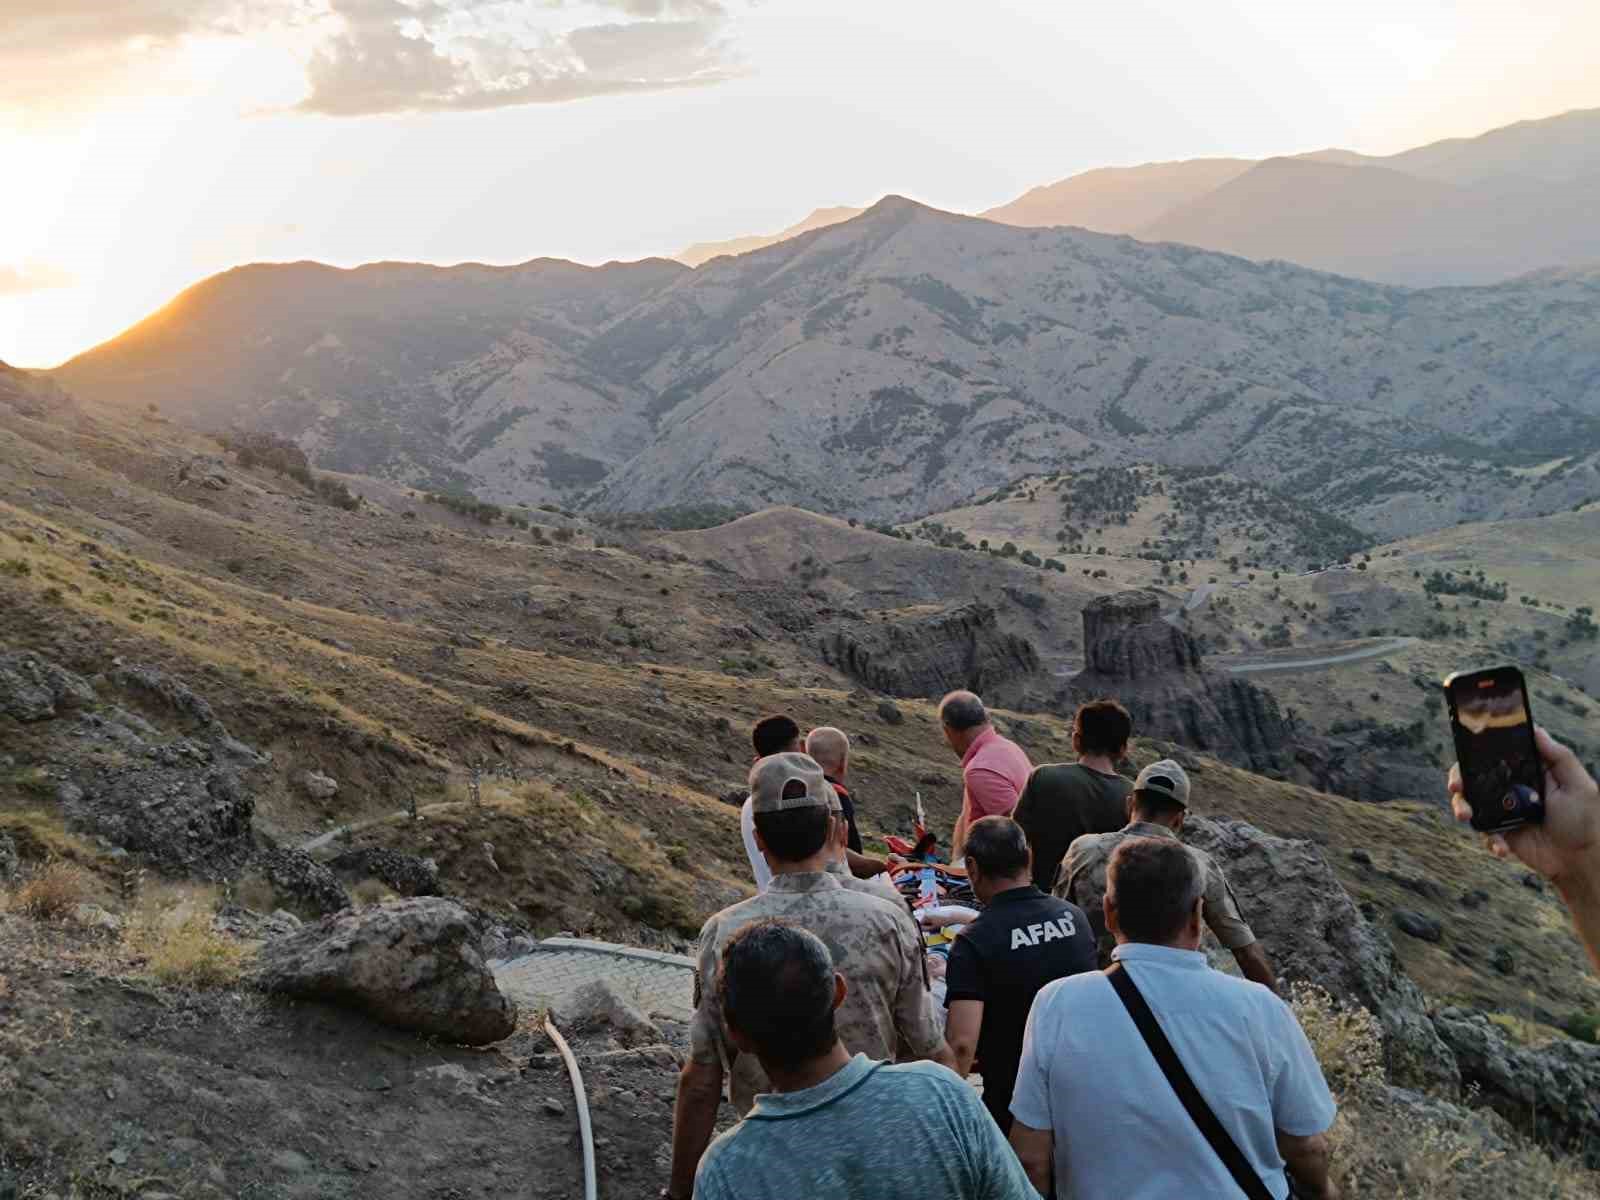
[{"xmin": 960, "ymin": 727, "xmax": 1033, "ymax": 822}]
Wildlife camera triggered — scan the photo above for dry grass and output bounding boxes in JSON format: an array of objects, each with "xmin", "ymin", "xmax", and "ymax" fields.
[
  {"xmin": 127, "ymin": 893, "xmax": 253, "ymax": 989},
  {"xmin": 1291, "ymin": 984, "xmax": 1598, "ymax": 1199},
  {"xmin": 11, "ymin": 860, "xmax": 89, "ymax": 921}
]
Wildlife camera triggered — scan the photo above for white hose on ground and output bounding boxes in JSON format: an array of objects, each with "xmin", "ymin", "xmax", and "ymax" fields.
[{"xmin": 545, "ymin": 1018, "xmax": 598, "ymax": 1200}]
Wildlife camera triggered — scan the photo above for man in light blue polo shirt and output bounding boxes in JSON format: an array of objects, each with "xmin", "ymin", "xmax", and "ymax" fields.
[
  {"xmin": 1009, "ymin": 837, "xmax": 1338, "ymax": 1199},
  {"xmin": 693, "ymin": 920, "xmax": 1036, "ymax": 1200}
]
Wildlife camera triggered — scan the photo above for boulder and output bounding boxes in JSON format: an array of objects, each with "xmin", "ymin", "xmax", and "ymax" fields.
[
  {"xmin": 1433, "ymin": 1007, "xmax": 1600, "ymax": 1163},
  {"xmin": 0, "ymin": 831, "xmax": 18, "ymax": 882},
  {"xmin": 1392, "ymin": 910, "xmax": 1443, "ymax": 942},
  {"xmin": 297, "ymin": 770, "xmax": 339, "ymax": 800},
  {"xmin": 552, "ymin": 978, "xmax": 660, "ymax": 1047},
  {"xmin": 0, "ymin": 651, "xmax": 96, "ymax": 722},
  {"xmin": 327, "ymin": 847, "xmax": 441, "ymax": 897},
  {"xmin": 1184, "ymin": 816, "xmax": 1459, "ymax": 1090},
  {"xmin": 239, "ymin": 848, "xmax": 350, "ymax": 918},
  {"xmin": 876, "ymin": 699, "xmax": 904, "ymax": 726},
  {"xmin": 256, "ymin": 897, "xmax": 517, "ymax": 1045}
]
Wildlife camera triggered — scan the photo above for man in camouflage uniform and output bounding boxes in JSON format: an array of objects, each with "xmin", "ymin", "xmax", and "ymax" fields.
[
  {"xmin": 1057, "ymin": 758, "xmax": 1278, "ymax": 991},
  {"xmin": 663, "ymin": 752, "xmax": 955, "ymax": 1200}
]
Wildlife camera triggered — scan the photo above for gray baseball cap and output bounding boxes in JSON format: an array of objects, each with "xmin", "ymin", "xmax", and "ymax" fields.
[
  {"xmin": 749, "ymin": 752, "xmax": 840, "ymax": 815},
  {"xmin": 1134, "ymin": 759, "xmax": 1191, "ymax": 808}
]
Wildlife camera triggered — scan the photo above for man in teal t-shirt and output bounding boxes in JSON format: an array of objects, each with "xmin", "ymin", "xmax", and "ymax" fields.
[{"xmin": 687, "ymin": 921, "xmax": 1036, "ymax": 1200}]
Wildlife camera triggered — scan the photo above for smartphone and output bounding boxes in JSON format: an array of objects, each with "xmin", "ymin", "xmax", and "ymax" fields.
[{"xmin": 1443, "ymin": 665, "xmax": 1545, "ymax": 833}]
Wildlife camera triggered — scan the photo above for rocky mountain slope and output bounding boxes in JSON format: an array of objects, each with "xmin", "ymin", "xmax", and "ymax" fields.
[
  {"xmin": 56, "ymin": 200, "xmax": 1600, "ymax": 537},
  {"xmin": 4, "ymin": 381, "xmax": 1600, "ymax": 1194}
]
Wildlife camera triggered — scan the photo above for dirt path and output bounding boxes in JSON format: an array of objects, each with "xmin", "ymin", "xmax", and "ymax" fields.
[{"xmin": 1218, "ymin": 636, "xmax": 1419, "ymax": 675}]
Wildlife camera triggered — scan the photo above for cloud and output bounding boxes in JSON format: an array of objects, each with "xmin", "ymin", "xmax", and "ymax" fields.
[
  {"xmin": 297, "ymin": 0, "xmax": 743, "ymax": 115},
  {"xmin": 0, "ymin": 0, "xmax": 745, "ymax": 116},
  {"xmin": 0, "ymin": 263, "xmax": 77, "ymax": 295}
]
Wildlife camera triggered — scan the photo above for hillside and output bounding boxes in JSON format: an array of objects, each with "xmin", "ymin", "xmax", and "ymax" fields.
[
  {"xmin": 5, "ymin": 380, "xmax": 1600, "ymax": 1193},
  {"xmin": 58, "ymin": 200, "xmax": 1600, "ymax": 539}
]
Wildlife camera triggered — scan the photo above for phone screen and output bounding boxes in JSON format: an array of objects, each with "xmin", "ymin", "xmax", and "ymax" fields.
[{"xmin": 1446, "ymin": 667, "xmax": 1544, "ymax": 832}]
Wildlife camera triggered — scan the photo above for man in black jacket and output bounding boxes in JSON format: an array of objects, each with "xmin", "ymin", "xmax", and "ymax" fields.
[{"xmin": 943, "ymin": 816, "xmax": 1097, "ymax": 1131}]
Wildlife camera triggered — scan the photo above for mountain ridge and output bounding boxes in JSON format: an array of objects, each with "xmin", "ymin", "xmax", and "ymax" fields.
[{"xmin": 55, "ymin": 195, "xmax": 1600, "ymax": 541}]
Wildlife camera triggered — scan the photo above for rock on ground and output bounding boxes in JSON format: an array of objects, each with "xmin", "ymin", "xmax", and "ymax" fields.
[
  {"xmin": 1185, "ymin": 816, "xmax": 1459, "ymax": 1091},
  {"xmin": 298, "ymin": 769, "xmax": 339, "ymax": 799},
  {"xmin": 327, "ymin": 846, "xmax": 441, "ymax": 897},
  {"xmin": 552, "ymin": 979, "xmax": 661, "ymax": 1047},
  {"xmin": 0, "ymin": 650, "xmax": 96, "ymax": 722},
  {"xmin": 0, "ymin": 832, "xmax": 18, "ymax": 882},
  {"xmin": 1433, "ymin": 1007, "xmax": 1600, "ymax": 1164},
  {"xmin": 256, "ymin": 897, "xmax": 517, "ymax": 1045},
  {"xmin": 237, "ymin": 848, "xmax": 350, "ymax": 918}
]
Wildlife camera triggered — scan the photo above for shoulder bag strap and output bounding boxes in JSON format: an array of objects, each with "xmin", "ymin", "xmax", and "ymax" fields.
[{"xmin": 1107, "ymin": 963, "xmax": 1277, "ymax": 1200}]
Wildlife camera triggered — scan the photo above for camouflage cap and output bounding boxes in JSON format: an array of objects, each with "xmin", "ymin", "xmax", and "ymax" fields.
[
  {"xmin": 1134, "ymin": 758, "xmax": 1191, "ymax": 808},
  {"xmin": 749, "ymin": 752, "xmax": 839, "ymax": 815}
]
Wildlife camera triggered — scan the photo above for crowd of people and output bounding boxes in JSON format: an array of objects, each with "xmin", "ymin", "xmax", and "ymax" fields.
[{"xmin": 663, "ymin": 688, "xmax": 1600, "ymax": 1199}]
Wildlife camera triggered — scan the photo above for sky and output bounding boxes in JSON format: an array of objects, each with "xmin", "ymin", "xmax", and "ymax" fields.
[{"xmin": 3, "ymin": 0, "xmax": 1598, "ymax": 368}]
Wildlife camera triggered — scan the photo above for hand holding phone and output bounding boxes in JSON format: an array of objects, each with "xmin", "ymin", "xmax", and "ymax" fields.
[
  {"xmin": 1449, "ymin": 725, "xmax": 1599, "ymax": 880},
  {"xmin": 1443, "ymin": 666, "xmax": 1544, "ymax": 833}
]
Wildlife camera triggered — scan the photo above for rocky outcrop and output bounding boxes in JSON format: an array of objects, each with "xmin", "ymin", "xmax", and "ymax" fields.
[
  {"xmin": 239, "ymin": 848, "xmax": 350, "ymax": 918},
  {"xmin": 0, "ymin": 650, "xmax": 96, "ymax": 722},
  {"xmin": 1063, "ymin": 592, "xmax": 1299, "ymax": 780},
  {"xmin": 4, "ymin": 653, "xmax": 264, "ymax": 879},
  {"xmin": 818, "ymin": 602, "xmax": 1040, "ymax": 700},
  {"xmin": 327, "ymin": 847, "xmax": 442, "ymax": 897},
  {"xmin": 1433, "ymin": 1007, "xmax": 1600, "ymax": 1163},
  {"xmin": 1185, "ymin": 816, "xmax": 1459, "ymax": 1091},
  {"xmin": 256, "ymin": 898, "xmax": 517, "ymax": 1045}
]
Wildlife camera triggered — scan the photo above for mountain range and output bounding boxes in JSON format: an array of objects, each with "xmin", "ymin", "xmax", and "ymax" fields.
[
  {"xmin": 56, "ymin": 196, "xmax": 1600, "ymax": 539},
  {"xmin": 680, "ymin": 107, "xmax": 1600, "ymax": 287}
]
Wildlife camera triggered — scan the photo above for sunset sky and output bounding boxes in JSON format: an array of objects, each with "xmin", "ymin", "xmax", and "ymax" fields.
[{"xmin": 4, "ymin": 0, "xmax": 1598, "ymax": 368}]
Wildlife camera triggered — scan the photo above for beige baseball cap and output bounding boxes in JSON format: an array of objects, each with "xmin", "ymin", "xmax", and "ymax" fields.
[
  {"xmin": 749, "ymin": 752, "xmax": 840, "ymax": 815},
  {"xmin": 1134, "ymin": 759, "xmax": 1191, "ymax": 808}
]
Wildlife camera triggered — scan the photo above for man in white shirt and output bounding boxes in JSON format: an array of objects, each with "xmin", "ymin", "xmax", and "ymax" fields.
[
  {"xmin": 740, "ymin": 715, "xmax": 804, "ymax": 893},
  {"xmin": 1009, "ymin": 836, "xmax": 1339, "ymax": 1199}
]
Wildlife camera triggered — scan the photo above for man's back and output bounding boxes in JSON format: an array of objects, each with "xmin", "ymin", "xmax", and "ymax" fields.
[
  {"xmin": 943, "ymin": 885, "xmax": 1096, "ymax": 1128},
  {"xmin": 695, "ymin": 1056, "xmax": 1036, "ymax": 1200},
  {"xmin": 1011, "ymin": 945, "xmax": 1335, "ymax": 1199},
  {"xmin": 689, "ymin": 873, "xmax": 942, "ymax": 1112},
  {"xmin": 1013, "ymin": 763, "xmax": 1131, "ymax": 891},
  {"xmin": 962, "ymin": 728, "xmax": 1034, "ymax": 820},
  {"xmin": 1060, "ymin": 822, "xmax": 1255, "ymax": 965}
]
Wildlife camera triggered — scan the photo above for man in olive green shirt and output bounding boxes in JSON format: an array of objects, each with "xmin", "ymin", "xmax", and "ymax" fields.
[
  {"xmin": 1059, "ymin": 758, "xmax": 1277, "ymax": 990},
  {"xmin": 664, "ymin": 753, "xmax": 955, "ymax": 1200}
]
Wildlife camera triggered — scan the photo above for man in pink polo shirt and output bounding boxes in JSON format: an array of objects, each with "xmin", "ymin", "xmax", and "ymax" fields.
[{"xmin": 940, "ymin": 691, "xmax": 1033, "ymax": 862}]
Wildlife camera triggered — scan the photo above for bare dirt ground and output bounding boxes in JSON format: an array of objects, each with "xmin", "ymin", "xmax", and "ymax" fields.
[{"xmin": 0, "ymin": 914, "xmax": 715, "ymax": 1200}]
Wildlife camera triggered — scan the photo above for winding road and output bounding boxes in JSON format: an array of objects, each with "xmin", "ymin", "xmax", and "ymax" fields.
[{"xmin": 1217, "ymin": 636, "xmax": 1420, "ymax": 675}]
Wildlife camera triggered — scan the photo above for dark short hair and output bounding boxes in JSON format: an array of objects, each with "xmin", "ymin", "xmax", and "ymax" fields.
[
  {"xmin": 721, "ymin": 920, "xmax": 837, "ymax": 1068},
  {"xmin": 753, "ymin": 805, "xmax": 832, "ymax": 863},
  {"xmin": 965, "ymin": 816, "xmax": 1030, "ymax": 879},
  {"xmin": 752, "ymin": 714, "xmax": 802, "ymax": 757},
  {"xmin": 939, "ymin": 691, "xmax": 988, "ymax": 732},
  {"xmin": 1131, "ymin": 788, "xmax": 1185, "ymax": 823},
  {"xmin": 1106, "ymin": 837, "xmax": 1203, "ymax": 944},
  {"xmin": 1074, "ymin": 699, "xmax": 1132, "ymax": 757}
]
